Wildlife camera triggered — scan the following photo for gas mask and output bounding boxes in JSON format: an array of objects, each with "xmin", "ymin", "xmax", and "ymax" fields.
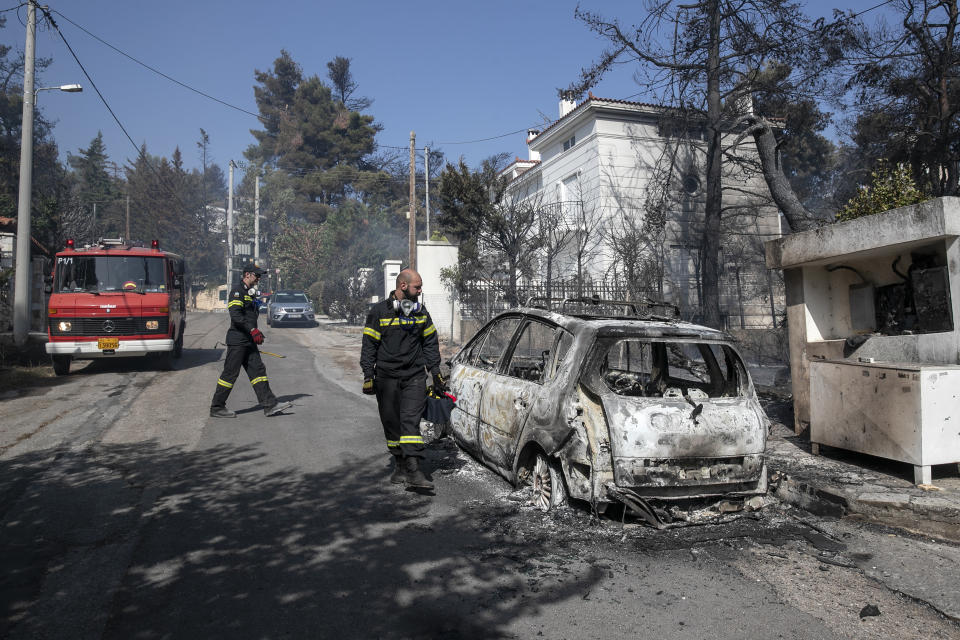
[{"xmin": 398, "ymin": 298, "xmax": 420, "ymax": 316}]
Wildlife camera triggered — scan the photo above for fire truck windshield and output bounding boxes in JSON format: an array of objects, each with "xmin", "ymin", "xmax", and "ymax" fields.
[{"xmin": 54, "ymin": 255, "xmax": 167, "ymax": 294}]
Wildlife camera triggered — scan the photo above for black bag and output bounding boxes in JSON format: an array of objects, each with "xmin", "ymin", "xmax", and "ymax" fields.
[{"xmin": 423, "ymin": 388, "xmax": 456, "ymax": 424}]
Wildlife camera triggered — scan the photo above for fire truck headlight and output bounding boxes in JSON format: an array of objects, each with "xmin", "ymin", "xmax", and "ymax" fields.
[
  {"xmin": 146, "ymin": 320, "xmax": 159, "ymax": 330},
  {"xmin": 57, "ymin": 321, "xmax": 72, "ymax": 332}
]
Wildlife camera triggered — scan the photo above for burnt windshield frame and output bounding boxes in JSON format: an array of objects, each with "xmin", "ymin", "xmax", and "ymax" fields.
[
  {"xmin": 504, "ymin": 319, "xmax": 565, "ymax": 385},
  {"xmin": 587, "ymin": 337, "xmax": 746, "ymax": 399},
  {"xmin": 473, "ymin": 315, "xmax": 523, "ymax": 373}
]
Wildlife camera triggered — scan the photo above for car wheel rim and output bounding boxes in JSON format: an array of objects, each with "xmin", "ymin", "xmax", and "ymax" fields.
[{"xmin": 532, "ymin": 456, "xmax": 552, "ymax": 511}]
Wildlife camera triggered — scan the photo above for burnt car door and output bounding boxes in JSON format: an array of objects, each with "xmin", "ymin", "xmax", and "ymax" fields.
[
  {"xmin": 478, "ymin": 319, "xmax": 563, "ymax": 472},
  {"xmin": 586, "ymin": 337, "xmax": 767, "ymax": 491},
  {"xmin": 447, "ymin": 316, "xmax": 522, "ymax": 457}
]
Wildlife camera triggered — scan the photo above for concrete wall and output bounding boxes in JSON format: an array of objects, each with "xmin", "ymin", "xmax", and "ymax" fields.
[
  {"xmin": 381, "ymin": 259, "xmax": 401, "ymax": 302},
  {"xmin": 194, "ymin": 285, "xmax": 228, "ymax": 311},
  {"xmin": 416, "ymin": 241, "xmax": 461, "ymax": 342}
]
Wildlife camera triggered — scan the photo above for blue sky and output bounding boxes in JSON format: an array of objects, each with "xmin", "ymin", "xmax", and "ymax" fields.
[{"xmin": 6, "ymin": 1, "xmax": 886, "ymax": 176}]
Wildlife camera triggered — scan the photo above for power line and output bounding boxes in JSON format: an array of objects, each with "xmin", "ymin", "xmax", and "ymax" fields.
[
  {"xmin": 41, "ymin": 5, "xmax": 672, "ymax": 154},
  {"xmin": 46, "ymin": 8, "xmax": 534, "ymax": 153},
  {"xmin": 39, "ymin": 6, "xmax": 193, "ymax": 218},
  {"xmin": 50, "ymin": 8, "xmax": 272, "ymax": 127},
  {"xmin": 42, "ymin": 0, "xmax": 904, "ymax": 177},
  {"xmin": 847, "ymin": 0, "xmax": 897, "ymax": 20}
]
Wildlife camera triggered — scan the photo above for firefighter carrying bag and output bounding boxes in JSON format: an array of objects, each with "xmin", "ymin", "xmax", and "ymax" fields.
[{"xmin": 423, "ymin": 388, "xmax": 456, "ymax": 424}]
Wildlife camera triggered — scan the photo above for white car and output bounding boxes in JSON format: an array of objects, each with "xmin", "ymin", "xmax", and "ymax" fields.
[{"xmin": 266, "ymin": 291, "xmax": 316, "ymax": 327}]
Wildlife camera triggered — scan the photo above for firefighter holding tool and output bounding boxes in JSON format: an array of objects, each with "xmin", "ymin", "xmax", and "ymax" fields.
[
  {"xmin": 360, "ymin": 268, "xmax": 445, "ymax": 489},
  {"xmin": 210, "ymin": 262, "xmax": 292, "ymax": 418}
]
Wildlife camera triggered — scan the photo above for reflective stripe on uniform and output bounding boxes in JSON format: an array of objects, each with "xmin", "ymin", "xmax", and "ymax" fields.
[
  {"xmin": 363, "ymin": 327, "xmax": 381, "ymax": 340},
  {"xmin": 399, "ymin": 435, "xmax": 424, "ymax": 445},
  {"xmin": 217, "ymin": 378, "xmax": 234, "ymax": 388},
  {"xmin": 423, "ymin": 324, "xmax": 436, "ymax": 337},
  {"xmin": 379, "ymin": 316, "xmax": 427, "ymax": 327},
  {"xmin": 227, "ymin": 300, "xmax": 244, "ymax": 308},
  {"xmin": 386, "ymin": 440, "xmax": 399, "ymax": 448},
  {"xmin": 250, "ymin": 376, "xmax": 268, "ymax": 385}
]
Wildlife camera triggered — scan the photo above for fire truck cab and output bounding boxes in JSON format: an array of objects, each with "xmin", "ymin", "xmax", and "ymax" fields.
[{"xmin": 45, "ymin": 238, "xmax": 187, "ymax": 375}]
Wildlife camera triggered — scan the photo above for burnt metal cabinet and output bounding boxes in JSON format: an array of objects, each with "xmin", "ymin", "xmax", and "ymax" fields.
[{"xmin": 810, "ymin": 359, "xmax": 960, "ymax": 485}]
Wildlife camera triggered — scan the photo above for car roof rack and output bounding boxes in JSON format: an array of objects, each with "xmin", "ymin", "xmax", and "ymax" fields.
[{"xmin": 524, "ymin": 295, "xmax": 680, "ymax": 321}]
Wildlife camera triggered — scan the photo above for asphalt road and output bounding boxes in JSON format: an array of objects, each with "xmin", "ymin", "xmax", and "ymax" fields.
[{"xmin": 1, "ymin": 312, "xmax": 958, "ymax": 639}]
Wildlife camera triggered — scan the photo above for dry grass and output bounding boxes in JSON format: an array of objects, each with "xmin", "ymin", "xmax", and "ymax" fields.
[{"xmin": 0, "ymin": 364, "xmax": 58, "ymax": 392}]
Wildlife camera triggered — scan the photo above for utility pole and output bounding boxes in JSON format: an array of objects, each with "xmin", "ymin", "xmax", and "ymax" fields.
[
  {"xmin": 425, "ymin": 146, "xmax": 430, "ymax": 241},
  {"xmin": 408, "ymin": 131, "xmax": 416, "ymax": 270},
  {"xmin": 125, "ymin": 195, "xmax": 130, "ymax": 241},
  {"xmin": 254, "ymin": 175, "xmax": 260, "ymax": 264},
  {"xmin": 12, "ymin": 0, "xmax": 36, "ymax": 345},
  {"xmin": 91, "ymin": 202, "xmax": 96, "ymax": 241},
  {"xmin": 227, "ymin": 160, "xmax": 234, "ymax": 286}
]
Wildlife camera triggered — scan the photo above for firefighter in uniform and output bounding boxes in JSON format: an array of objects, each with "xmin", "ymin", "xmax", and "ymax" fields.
[
  {"xmin": 210, "ymin": 262, "xmax": 292, "ymax": 418},
  {"xmin": 360, "ymin": 268, "xmax": 445, "ymax": 489}
]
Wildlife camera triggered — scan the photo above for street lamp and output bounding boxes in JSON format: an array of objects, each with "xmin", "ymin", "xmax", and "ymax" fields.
[
  {"xmin": 12, "ymin": 52, "xmax": 83, "ymax": 345},
  {"xmin": 36, "ymin": 83, "xmax": 83, "ymax": 96}
]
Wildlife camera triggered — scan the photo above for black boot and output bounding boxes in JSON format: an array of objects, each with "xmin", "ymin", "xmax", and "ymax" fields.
[
  {"xmin": 210, "ymin": 406, "xmax": 236, "ymax": 418},
  {"xmin": 263, "ymin": 401, "xmax": 293, "ymax": 417},
  {"xmin": 389, "ymin": 456, "xmax": 404, "ymax": 484},
  {"xmin": 403, "ymin": 456, "xmax": 434, "ymax": 489}
]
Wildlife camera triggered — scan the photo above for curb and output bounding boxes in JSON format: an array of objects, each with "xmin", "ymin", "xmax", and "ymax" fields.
[
  {"xmin": 770, "ymin": 472, "xmax": 960, "ymax": 542},
  {"xmin": 765, "ymin": 432, "xmax": 960, "ymax": 543}
]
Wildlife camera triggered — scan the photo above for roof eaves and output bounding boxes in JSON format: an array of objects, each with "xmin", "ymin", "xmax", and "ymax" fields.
[
  {"xmin": 529, "ymin": 93, "xmax": 672, "ymax": 147},
  {"xmin": 502, "ymin": 159, "xmax": 542, "ymax": 186}
]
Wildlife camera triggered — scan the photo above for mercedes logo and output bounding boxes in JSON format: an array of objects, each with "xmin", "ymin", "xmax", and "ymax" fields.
[{"xmin": 102, "ymin": 320, "xmax": 116, "ymax": 333}]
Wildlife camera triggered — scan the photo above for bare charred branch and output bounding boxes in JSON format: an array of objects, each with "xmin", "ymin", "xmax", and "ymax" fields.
[{"xmin": 737, "ymin": 115, "xmax": 816, "ymax": 232}]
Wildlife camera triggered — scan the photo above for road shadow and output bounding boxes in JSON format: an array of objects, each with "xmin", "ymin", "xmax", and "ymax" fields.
[
  {"xmin": 232, "ymin": 393, "xmax": 314, "ymax": 415},
  {"xmin": 69, "ymin": 347, "xmax": 224, "ymax": 377},
  {"xmin": 0, "ymin": 367, "xmax": 72, "ymax": 399},
  {"xmin": 0, "ymin": 440, "xmax": 606, "ymax": 639}
]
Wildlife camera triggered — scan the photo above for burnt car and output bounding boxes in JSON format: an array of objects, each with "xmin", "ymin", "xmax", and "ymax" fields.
[
  {"xmin": 266, "ymin": 291, "xmax": 316, "ymax": 327},
  {"xmin": 445, "ymin": 298, "xmax": 768, "ymax": 516}
]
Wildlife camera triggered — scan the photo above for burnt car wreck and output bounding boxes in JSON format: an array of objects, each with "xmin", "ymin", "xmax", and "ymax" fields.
[{"xmin": 444, "ymin": 298, "xmax": 769, "ymax": 522}]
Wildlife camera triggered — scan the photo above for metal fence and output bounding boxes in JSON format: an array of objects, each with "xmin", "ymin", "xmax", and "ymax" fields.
[
  {"xmin": 458, "ymin": 273, "xmax": 783, "ymax": 330},
  {"xmin": 459, "ymin": 279, "xmax": 640, "ymax": 325}
]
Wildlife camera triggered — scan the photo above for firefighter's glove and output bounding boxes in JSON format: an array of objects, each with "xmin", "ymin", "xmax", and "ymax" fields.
[
  {"xmin": 250, "ymin": 328, "xmax": 265, "ymax": 345},
  {"xmin": 362, "ymin": 378, "xmax": 376, "ymax": 395},
  {"xmin": 432, "ymin": 372, "xmax": 447, "ymax": 394}
]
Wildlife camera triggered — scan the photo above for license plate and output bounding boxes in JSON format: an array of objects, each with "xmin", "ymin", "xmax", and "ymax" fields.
[
  {"xmin": 98, "ymin": 337, "xmax": 119, "ymax": 350},
  {"xmin": 287, "ymin": 314, "xmax": 302, "ymax": 319}
]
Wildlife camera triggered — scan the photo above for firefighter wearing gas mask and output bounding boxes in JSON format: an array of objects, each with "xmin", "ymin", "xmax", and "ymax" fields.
[
  {"xmin": 209, "ymin": 263, "xmax": 291, "ymax": 419},
  {"xmin": 360, "ymin": 268, "xmax": 445, "ymax": 489}
]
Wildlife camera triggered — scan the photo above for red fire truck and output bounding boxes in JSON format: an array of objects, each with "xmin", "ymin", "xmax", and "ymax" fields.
[{"xmin": 45, "ymin": 238, "xmax": 187, "ymax": 375}]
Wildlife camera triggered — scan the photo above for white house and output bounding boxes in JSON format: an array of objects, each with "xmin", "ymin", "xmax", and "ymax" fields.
[{"xmin": 501, "ymin": 94, "xmax": 783, "ymax": 328}]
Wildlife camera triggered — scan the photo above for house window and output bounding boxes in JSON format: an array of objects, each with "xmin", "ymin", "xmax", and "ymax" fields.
[{"xmin": 562, "ymin": 135, "xmax": 576, "ymax": 152}]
